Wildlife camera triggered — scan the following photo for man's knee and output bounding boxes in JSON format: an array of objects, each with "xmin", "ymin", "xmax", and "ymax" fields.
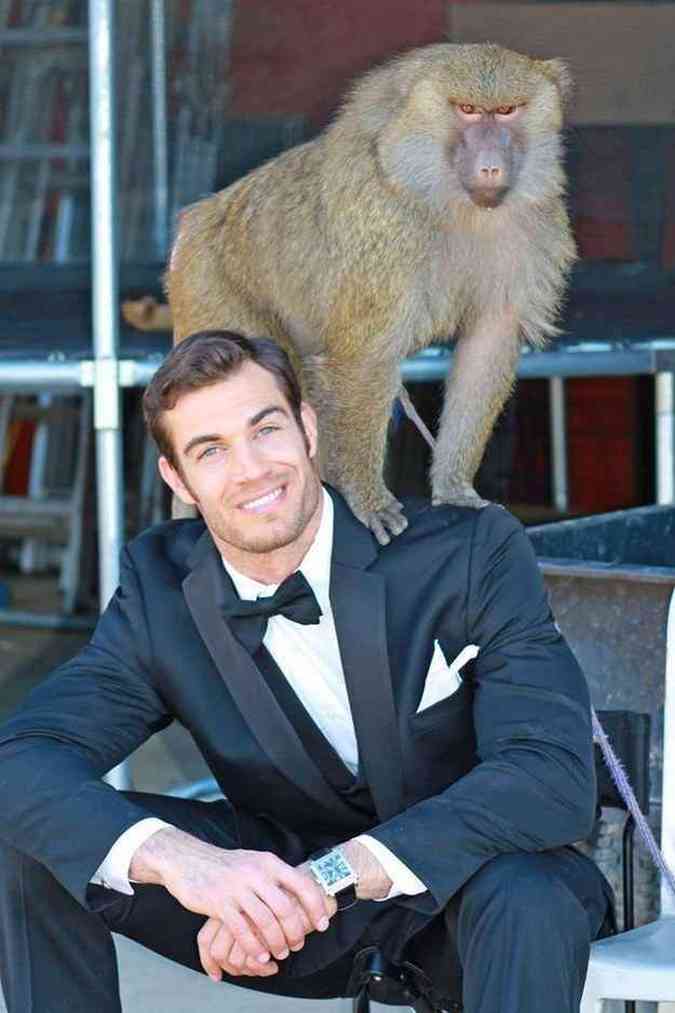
[{"xmin": 457, "ymin": 852, "xmax": 590, "ymax": 945}]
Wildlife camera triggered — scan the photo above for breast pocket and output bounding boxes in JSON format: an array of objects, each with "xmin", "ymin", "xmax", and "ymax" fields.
[
  {"xmin": 409, "ymin": 675, "xmax": 474, "ymax": 738},
  {"xmin": 406, "ymin": 674, "xmax": 477, "ymax": 801}
]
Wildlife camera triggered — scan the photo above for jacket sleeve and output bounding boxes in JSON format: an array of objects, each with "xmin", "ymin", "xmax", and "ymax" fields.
[
  {"xmin": 0, "ymin": 547, "xmax": 172, "ymax": 907},
  {"xmin": 367, "ymin": 506, "xmax": 596, "ymax": 913}
]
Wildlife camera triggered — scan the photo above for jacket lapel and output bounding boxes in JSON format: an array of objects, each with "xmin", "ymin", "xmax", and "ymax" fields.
[
  {"xmin": 182, "ymin": 529, "xmax": 356, "ymax": 818},
  {"xmin": 329, "ymin": 490, "xmax": 406, "ymax": 822}
]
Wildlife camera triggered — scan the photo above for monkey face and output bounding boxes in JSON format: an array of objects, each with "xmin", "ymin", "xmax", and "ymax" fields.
[
  {"xmin": 374, "ymin": 44, "xmax": 568, "ymax": 215},
  {"xmin": 451, "ymin": 106, "xmax": 528, "ymax": 208},
  {"xmin": 158, "ymin": 362, "xmax": 323, "ymax": 572}
]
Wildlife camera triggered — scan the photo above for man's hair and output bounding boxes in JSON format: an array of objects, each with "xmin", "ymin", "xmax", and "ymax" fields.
[{"xmin": 142, "ymin": 330, "xmax": 304, "ymax": 467}]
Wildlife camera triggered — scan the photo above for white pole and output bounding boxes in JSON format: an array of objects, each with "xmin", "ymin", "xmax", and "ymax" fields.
[
  {"xmin": 661, "ymin": 589, "xmax": 675, "ymax": 917},
  {"xmin": 656, "ymin": 372, "xmax": 675, "ymax": 505},
  {"xmin": 89, "ymin": 0, "xmax": 131, "ymax": 790},
  {"xmin": 150, "ymin": 0, "xmax": 169, "ymax": 256}
]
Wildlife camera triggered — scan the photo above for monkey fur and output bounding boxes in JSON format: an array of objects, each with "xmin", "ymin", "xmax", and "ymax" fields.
[{"xmin": 138, "ymin": 43, "xmax": 576, "ymax": 543}]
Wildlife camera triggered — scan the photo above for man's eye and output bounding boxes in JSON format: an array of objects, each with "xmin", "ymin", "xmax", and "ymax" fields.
[
  {"xmin": 257, "ymin": 425, "xmax": 280, "ymax": 437},
  {"xmin": 199, "ymin": 446, "xmax": 223, "ymax": 460}
]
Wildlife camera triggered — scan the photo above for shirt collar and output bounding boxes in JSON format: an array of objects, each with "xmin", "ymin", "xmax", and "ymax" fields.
[{"xmin": 222, "ymin": 487, "xmax": 333, "ymax": 610}]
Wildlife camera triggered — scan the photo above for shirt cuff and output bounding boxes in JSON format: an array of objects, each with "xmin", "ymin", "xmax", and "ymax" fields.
[
  {"xmin": 90, "ymin": 818, "xmax": 173, "ymax": 895},
  {"xmin": 355, "ymin": 834, "xmax": 428, "ymax": 901}
]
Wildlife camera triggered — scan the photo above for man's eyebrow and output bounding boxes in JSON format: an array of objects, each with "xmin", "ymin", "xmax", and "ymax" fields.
[
  {"xmin": 182, "ymin": 406, "xmax": 289, "ymax": 457},
  {"xmin": 183, "ymin": 433, "xmax": 222, "ymax": 456},
  {"xmin": 249, "ymin": 405, "xmax": 288, "ymax": 427}
]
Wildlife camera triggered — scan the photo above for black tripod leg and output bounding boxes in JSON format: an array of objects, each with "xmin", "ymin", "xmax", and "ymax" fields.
[{"xmin": 353, "ymin": 985, "xmax": 371, "ymax": 1013}]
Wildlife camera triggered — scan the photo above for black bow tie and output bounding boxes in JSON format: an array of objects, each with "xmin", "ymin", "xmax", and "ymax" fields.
[{"xmin": 222, "ymin": 570, "xmax": 322, "ymax": 654}]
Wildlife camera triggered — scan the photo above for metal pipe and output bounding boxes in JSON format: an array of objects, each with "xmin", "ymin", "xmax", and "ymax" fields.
[
  {"xmin": 0, "ymin": 361, "xmax": 86, "ymax": 392},
  {"xmin": 0, "ymin": 28, "xmax": 88, "ymax": 44},
  {"xmin": 656, "ymin": 371, "xmax": 675, "ymax": 504},
  {"xmin": 549, "ymin": 376, "xmax": 569, "ymax": 514},
  {"xmin": 0, "ymin": 609, "xmax": 95, "ymax": 631},
  {"xmin": 150, "ymin": 0, "xmax": 169, "ymax": 256},
  {"xmin": 0, "ymin": 144, "xmax": 90, "ymax": 160},
  {"xmin": 88, "ymin": 0, "xmax": 130, "ymax": 791}
]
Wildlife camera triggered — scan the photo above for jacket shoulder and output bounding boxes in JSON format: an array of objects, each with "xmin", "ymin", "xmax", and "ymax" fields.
[
  {"xmin": 385, "ymin": 500, "xmax": 523, "ymax": 558},
  {"xmin": 124, "ymin": 518, "xmax": 206, "ymax": 577}
]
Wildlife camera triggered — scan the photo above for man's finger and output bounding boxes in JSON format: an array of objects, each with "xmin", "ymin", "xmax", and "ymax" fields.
[
  {"xmin": 276, "ymin": 866, "xmax": 333, "ymax": 931},
  {"xmin": 253, "ymin": 882, "xmax": 310, "ymax": 951},
  {"xmin": 237, "ymin": 889, "xmax": 291, "ymax": 960},
  {"xmin": 208, "ymin": 928, "xmax": 279, "ymax": 978},
  {"xmin": 220, "ymin": 904, "xmax": 272, "ymax": 964},
  {"xmin": 197, "ymin": 917, "xmax": 225, "ymax": 981}
]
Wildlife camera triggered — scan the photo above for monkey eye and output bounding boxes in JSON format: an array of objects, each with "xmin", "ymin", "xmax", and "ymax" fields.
[
  {"xmin": 454, "ymin": 103, "xmax": 483, "ymax": 121},
  {"xmin": 494, "ymin": 105, "xmax": 519, "ymax": 118}
]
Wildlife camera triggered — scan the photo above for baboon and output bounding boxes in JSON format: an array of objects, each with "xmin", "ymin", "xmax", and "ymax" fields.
[{"xmin": 128, "ymin": 43, "xmax": 576, "ymax": 543}]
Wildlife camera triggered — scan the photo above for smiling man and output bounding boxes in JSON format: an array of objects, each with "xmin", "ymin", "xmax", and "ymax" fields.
[{"xmin": 0, "ymin": 331, "xmax": 612, "ymax": 1013}]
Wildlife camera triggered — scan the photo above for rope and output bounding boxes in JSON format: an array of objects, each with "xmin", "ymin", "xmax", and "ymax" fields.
[{"xmin": 591, "ymin": 706, "xmax": 675, "ymax": 900}]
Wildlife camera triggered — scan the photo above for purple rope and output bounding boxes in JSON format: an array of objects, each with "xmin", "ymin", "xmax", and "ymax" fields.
[{"xmin": 592, "ymin": 705, "xmax": 675, "ymax": 901}]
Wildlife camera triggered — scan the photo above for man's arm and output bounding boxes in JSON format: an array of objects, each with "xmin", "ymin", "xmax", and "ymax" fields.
[
  {"xmin": 360, "ymin": 506, "xmax": 596, "ymax": 913},
  {"xmin": 0, "ymin": 547, "xmax": 172, "ymax": 907}
]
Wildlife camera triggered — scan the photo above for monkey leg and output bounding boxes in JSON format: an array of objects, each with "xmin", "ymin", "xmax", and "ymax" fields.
[
  {"xmin": 431, "ymin": 313, "xmax": 522, "ymax": 509},
  {"xmin": 303, "ymin": 353, "xmax": 406, "ymax": 545}
]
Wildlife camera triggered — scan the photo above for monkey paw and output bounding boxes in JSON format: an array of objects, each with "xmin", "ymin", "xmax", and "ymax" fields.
[
  {"xmin": 347, "ymin": 491, "xmax": 408, "ymax": 546},
  {"xmin": 432, "ymin": 485, "xmax": 490, "ymax": 510}
]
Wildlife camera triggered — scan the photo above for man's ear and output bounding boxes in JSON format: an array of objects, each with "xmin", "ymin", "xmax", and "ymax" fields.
[
  {"xmin": 300, "ymin": 401, "xmax": 319, "ymax": 460},
  {"xmin": 158, "ymin": 456, "xmax": 197, "ymax": 506}
]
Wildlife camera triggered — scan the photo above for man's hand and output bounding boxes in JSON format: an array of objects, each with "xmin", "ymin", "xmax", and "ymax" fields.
[
  {"xmin": 197, "ymin": 917, "xmax": 281, "ymax": 981},
  {"xmin": 130, "ymin": 828, "xmax": 334, "ymax": 971}
]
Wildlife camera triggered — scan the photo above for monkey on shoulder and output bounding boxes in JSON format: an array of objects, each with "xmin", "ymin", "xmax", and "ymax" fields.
[{"xmin": 133, "ymin": 43, "xmax": 575, "ymax": 544}]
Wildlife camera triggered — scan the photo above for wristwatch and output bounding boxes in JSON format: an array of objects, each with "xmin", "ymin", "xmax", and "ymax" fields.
[{"xmin": 308, "ymin": 846, "xmax": 359, "ymax": 910}]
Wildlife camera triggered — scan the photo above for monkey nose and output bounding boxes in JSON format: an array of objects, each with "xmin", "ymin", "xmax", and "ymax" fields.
[{"xmin": 479, "ymin": 165, "xmax": 503, "ymax": 181}]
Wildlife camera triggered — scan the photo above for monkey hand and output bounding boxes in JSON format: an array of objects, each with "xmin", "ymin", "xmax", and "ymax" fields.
[
  {"xmin": 431, "ymin": 482, "xmax": 490, "ymax": 510},
  {"xmin": 344, "ymin": 486, "xmax": 408, "ymax": 546},
  {"xmin": 121, "ymin": 295, "xmax": 173, "ymax": 332}
]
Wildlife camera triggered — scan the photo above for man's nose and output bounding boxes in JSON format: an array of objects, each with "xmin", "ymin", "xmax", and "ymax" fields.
[{"xmin": 231, "ymin": 440, "xmax": 268, "ymax": 481}]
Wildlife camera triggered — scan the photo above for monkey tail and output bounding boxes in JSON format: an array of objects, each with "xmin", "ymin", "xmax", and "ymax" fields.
[{"xmin": 397, "ymin": 386, "xmax": 436, "ymax": 450}]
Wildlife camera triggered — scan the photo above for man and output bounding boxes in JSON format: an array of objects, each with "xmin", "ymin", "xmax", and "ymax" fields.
[{"xmin": 0, "ymin": 331, "xmax": 612, "ymax": 1013}]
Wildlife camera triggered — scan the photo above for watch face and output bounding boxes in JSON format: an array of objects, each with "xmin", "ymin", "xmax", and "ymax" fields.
[{"xmin": 315, "ymin": 850, "xmax": 352, "ymax": 888}]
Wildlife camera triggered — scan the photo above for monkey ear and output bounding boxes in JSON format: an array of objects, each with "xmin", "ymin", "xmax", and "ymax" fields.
[{"xmin": 538, "ymin": 58, "xmax": 573, "ymax": 104}]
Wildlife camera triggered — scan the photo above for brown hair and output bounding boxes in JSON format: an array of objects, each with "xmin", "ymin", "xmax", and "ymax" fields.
[{"xmin": 142, "ymin": 330, "xmax": 304, "ymax": 467}]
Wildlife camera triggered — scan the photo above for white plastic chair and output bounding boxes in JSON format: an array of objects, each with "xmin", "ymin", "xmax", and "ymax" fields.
[{"xmin": 581, "ymin": 588, "xmax": 675, "ymax": 1011}]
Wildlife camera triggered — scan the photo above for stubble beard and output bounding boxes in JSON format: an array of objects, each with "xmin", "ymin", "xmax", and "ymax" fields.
[{"xmin": 204, "ymin": 472, "xmax": 322, "ymax": 557}]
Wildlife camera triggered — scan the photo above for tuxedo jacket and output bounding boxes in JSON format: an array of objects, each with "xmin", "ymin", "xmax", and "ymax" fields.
[{"xmin": 0, "ymin": 489, "xmax": 597, "ymax": 965}]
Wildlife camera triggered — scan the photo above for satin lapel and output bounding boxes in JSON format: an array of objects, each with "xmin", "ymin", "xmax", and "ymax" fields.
[
  {"xmin": 329, "ymin": 491, "xmax": 406, "ymax": 822},
  {"xmin": 182, "ymin": 531, "xmax": 354, "ymax": 817}
]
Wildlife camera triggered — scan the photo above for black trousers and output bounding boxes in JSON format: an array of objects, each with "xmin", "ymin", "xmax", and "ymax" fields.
[{"xmin": 0, "ymin": 791, "xmax": 613, "ymax": 1013}]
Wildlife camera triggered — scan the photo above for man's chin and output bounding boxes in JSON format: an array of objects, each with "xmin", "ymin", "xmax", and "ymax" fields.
[{"xmin": 217, "ymin": 517, "xmax": 303, "ymax": 556}]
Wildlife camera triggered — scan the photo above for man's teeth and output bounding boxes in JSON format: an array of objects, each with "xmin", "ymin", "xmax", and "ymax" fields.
[{"xmin": 242, "ymin": 487, "xmax": 283, "ymax": 510}]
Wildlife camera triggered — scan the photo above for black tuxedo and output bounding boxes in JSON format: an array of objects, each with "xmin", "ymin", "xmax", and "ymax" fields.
[{"xmin": 0, "ymin": 490, "xmax": 612, "ymax": 1009}]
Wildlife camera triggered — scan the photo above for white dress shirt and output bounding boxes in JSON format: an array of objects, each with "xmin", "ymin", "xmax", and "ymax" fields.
[{"xmin": 93, "ymin": 490, "xmax": 426, "ymax": 899}]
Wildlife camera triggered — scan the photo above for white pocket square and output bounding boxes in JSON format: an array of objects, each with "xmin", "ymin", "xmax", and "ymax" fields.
[{"xmin": 416, "ymin": 642, "xmax": 480, "ymax": 713}]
